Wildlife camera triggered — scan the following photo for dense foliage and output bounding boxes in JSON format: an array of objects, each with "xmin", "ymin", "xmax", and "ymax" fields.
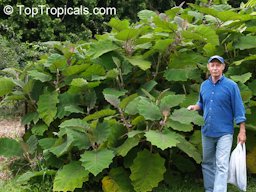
[
  {"xmin": 1, "ymin": 0, "xmax": 256, "ymax": 191},
  {"xmin": 0, "ymin": 0, "xmax": 247, "ymax": 42}
]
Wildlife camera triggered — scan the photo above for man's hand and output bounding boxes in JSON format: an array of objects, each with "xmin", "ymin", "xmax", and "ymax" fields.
[
  {"xmin": 238, "ymin": 122, "xmax": 246, "ymax": 144},
  {"xmin": 187, "ymin": 105, "xmax": 200, "ymax": 111}
]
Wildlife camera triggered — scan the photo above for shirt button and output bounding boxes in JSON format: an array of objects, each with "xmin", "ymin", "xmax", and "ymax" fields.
[
  {"xmin": 212, "ymin": 92, "xmax": 214, "ymax": 94},
  {"xmin": 209, "ymin": 108, "xmax": 212, "ymax": 110},
  {"xmin": 211, "ymin": 100, "xmax": 213, "ymax": 102}
]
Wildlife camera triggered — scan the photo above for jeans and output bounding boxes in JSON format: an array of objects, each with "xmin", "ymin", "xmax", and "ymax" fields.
[{"xmin": 202, "ymin": 134, "xmax": 233, "ymax": 192}]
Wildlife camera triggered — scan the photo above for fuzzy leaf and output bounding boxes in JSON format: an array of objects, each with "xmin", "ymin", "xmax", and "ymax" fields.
[
  {"xmin": 145, "ymin": 130, "xmax": 180, "ymax": 150},
  {"xmin": 166, "ymin": 120, "xmax": 193, "ymax": 132},
  {"xmin": 170, "ymin": 108, "xmax": 204, "ymax": 125},
  {"xmin": 37, "ymin": 91, "xmax": 59, "ymax": 126},
  {"xmin": 130, "ymin": 150, "xmax": 166, "ymax": 192},
  {"xmin": 164, "ymin": 69, "xmax": 189, "ymax": 81},
  {"xmin": 102, "ymin": 167, "xmax": 134, "ymax": 192},
  {"xmin": 81, "ymin": 64, "xmax": 106, "ymax": 79},
  {"xmin": 230, "ymin": 72, "xmax": 252, "ymax": 83},
  {"xmin": 31, "ymin": 123, "xmax": 48, "ymax": 136},
  {"xmin": 116, "ymin": 137, "xmax": 140, "ymax": 157},
  {"xmin": 45, "ymin": 54, "xmax": 67, "ymax": 72},
  {"xmin": 49, "ymin": 138, "xmax": 73, "ymax": 157},
  {"xmin": 62, "ymin": 64, "xmax": 89, "ymax": 76},
  {"xmin": 17, "ymin": 170, "xmax": 56, "ymax": 183},
  {"xmin": 59, "ymin": 118, "xmax": 89, "ymax": 133},
  {"xmin": 89, "ymin": 39, "xmax": 119, "ymax": 59},
  {"xmin": 0, "ymin": 77, "xmax": 15, "ymax": 96},
  {"xmin": 159, "ymin": 94, "xmax": 185, "ymax": 112},
  {"xmin": 126, "ymin": 56, "xmax": 151, "ymax": 70},
  {"xmin": 27, "ymin": 70, "xmax": 52, "ymax": 82},
  {"xmin": 138, "ymin": 10, "xmax": 157, "ymax": 20},
  {"xmin": 125, "ymin": 97, "xmax": 141, "ymax": 115},
  {"xmin": 138, "ymin": 98, "xmax": 162, "ymax": 121},
  {"xmin": 0, "ymin": 138, "xmax": 23, "ymax": 157},
  {"xmin": 116, "ymin": 28, "xmax": 140, "ymax": 41},
  {"xmin": 235, "ymin": 36, "xmax": 256, "ymax": 50},
  {"xmin": 103, "ymin": 88, "xmax": 127, "ymax": 107},
  {"xmin": 108, "ymin": 18, "xmax": 130, "ymax": 31},
  {"xmin": 80, "ymin": 149, "xmax": 115, "ymax": 176},
  {"xmin": 53, "ymin": 161, "xmax": 89, "ymax": 192},
  {"xmin": 120, "ymin": 94, "xmax": 138, "ymax": 110}
]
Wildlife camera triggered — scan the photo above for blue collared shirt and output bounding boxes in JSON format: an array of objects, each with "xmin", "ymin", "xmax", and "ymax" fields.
[{"xmin": 197, "ymin": 76, "xmax": 246, "ymax": 137}]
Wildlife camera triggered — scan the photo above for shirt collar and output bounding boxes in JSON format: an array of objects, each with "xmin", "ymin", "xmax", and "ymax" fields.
[{"xmin": 209, "ymin": 75, "xmax": 225, "ymax": 84}]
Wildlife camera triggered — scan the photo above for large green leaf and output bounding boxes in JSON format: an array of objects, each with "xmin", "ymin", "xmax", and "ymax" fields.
[
  {"xmin": 89, "ymin": 39, "xmax": 119, "ymax": 59},
  {"xmin": 248, "ymin": 80, "xmax": 256, "ymax": 96},
  {"xmin": 49, "ymin": 138, "xmax": 73, "ymax": 157},
  {"xmin": 130, "ymin": 150, "xmax": 166, "ymax": 192},
  {"xmin": 138, "ymin": 10, "xmax": 157, "ymax": 20},
  {"xmin": 125, "ymin": 96, "xmax": 141, "ymax": 115},
  {"xmin": 176, "ymin": 135, "xmax": 202, "ymax": 164},
  {"xmin": 103, "ymin": 88, "xmax": 127, "ymax": 107},
  {"xmin": 65, "ymin": 129, "xmax": 90, "ymax": 150},
  {"xmin": 38, "ymin": 138, "xmax": 56, "ymax": 150},
  {"xmin": 57, "ymin": 93, "xmax": 80, "ymax": 119},
  {"xmin": 93, "ymin": 121, "xmax": 112, "ymax": 144},
  {"xmin": 230, "ymin": 72, "xmax": 252, "ymax": 83},
  {"xmin": 17, "ymin": 170, "xmax": 56, "ymax": 183},
  {"xmin": 164, "ymin": 69, "xmax": 189, "ymax": 81},
  {"xmin": 138, "ymin": 98, "xmax": 162, "ymax": 121},
  {"xmin": 120, "ymin": 93, "xmax": 138, "ymax": 110},
  {"xmin": 166, "ymin": 120, "xmax": 193, "ymax": 132},
  {"xmin": 234, "ymin": 36, "xmax": 256, "ymax": 50},
  {"xmin": 81, "ymin": 64, "xmax": 106, "ymax": 79},
  {"xmin": 108, "ymin": 18, "xmax": 130, "ymax": 31},
  {"xmin": 126, "ymin": 56, "xmax": 151, "ymax": 71},
  {"xmin": 53, "ymin": 161, "xmax": 89, "ymax": 192},
  {"xmin": 21, "ymin": 112, "xmax": 39, "ymax": 125},
  {"xmin": 45, "ymin": 53, "xmax": 67, "ymax": 72},
  {"xmin": 159, "ymin": 94, "xmax": 185, "ymax": 112},
  {"xmin": 80, "ymin": 149, "xmax": 115, "ymax": 176},
  {"xmin": 239, "ymin": 82, "xmax": 253, "ymax": 103},
  {"xmin": 145, "ymin": 130, "xmax": 180, "ymax": 150},
  {"xmin": 116, "ymin": 137, "xmax": 140, "ymax": 157},
  {"xmin": 62, "ymin": 64, "xmax": 89, "ymax": 76},
  {"xmin": 116, "ymin": 28, "xmax": 140, "ymax": 41},
  {"xmin": 168, "ymin": 52, "xmax": 205, "ymax": 69},
  {"xmin": 0, "ymin": 77, "xmax": 15, "ymax": 96},
  {"xmin": 0, "ymin": 138, "xmax": 23, "ymax": 157},
  {"xmin": 37, "ymin": 90, "xmax": 59, "ymax": 126},
  {"xmin": 31, "ymin": 123, "xmax": 48, "ymax": 136},
  {"xmin": 170, "ymin": 108, "xmax": 204, "ymax": 125},
  {"xmin": 102, "ymin": 167, "xmax": 134, "ymax": 192},
  {"xmin": 27, "ymin": 70, "xmax": 52, "ymax": 82},
  {"xmin": 59, "ymin": 118, "xmax": 89, "ymax": 133},
  {"xmin": 189, "ymin": 4, "xmax": 251, "ymax": 22}
]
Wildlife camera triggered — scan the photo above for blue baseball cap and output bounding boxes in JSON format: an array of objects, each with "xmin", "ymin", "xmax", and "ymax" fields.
[{"xmin": 208, "ymin": 55, "xmax": 225, "ymax": 64}]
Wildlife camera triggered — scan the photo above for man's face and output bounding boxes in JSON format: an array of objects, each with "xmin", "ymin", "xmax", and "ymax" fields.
[{"xmin": 207, "ymin": 60, "xmax": 225, "ymax": 78}]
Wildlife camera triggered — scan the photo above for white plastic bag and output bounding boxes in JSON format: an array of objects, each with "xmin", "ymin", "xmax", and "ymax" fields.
[{"xmin": 228, "ymin": 142, "xmax": 247, "ymax": 191}]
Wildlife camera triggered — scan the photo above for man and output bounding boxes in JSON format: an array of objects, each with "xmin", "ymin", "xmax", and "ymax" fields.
[{"xmin": 187, "ymin": 55, "xmax": 246, "ymax": 192}]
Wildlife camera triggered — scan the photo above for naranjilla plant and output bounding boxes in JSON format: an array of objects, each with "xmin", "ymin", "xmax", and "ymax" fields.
[{"xmin": 1, "ymin": 1, "xmax": 256, "ymax": 191}]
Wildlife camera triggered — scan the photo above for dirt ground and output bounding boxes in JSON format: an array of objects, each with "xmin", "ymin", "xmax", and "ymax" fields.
[{"xmin": 0, "ymin": 118, "xmax": 25, "ymax": 180}]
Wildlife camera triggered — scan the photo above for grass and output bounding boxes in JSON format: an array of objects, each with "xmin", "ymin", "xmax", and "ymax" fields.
[
  {"xmin": 0, "ymin": 175, "xmax": 256, "ymax": 191},
  {"xmin": 153, "ymin": 176, "xmax": 256, "ymax": 192}
]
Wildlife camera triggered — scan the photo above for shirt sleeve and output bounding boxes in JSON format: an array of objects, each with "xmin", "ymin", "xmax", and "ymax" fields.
[
  {"xmin": 231, "ymin": 83, "xmax": 246, "ymax": 124},
  {"xmin": 196, "ymin": 85, "xmax": 203, "ymax": 110}
]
